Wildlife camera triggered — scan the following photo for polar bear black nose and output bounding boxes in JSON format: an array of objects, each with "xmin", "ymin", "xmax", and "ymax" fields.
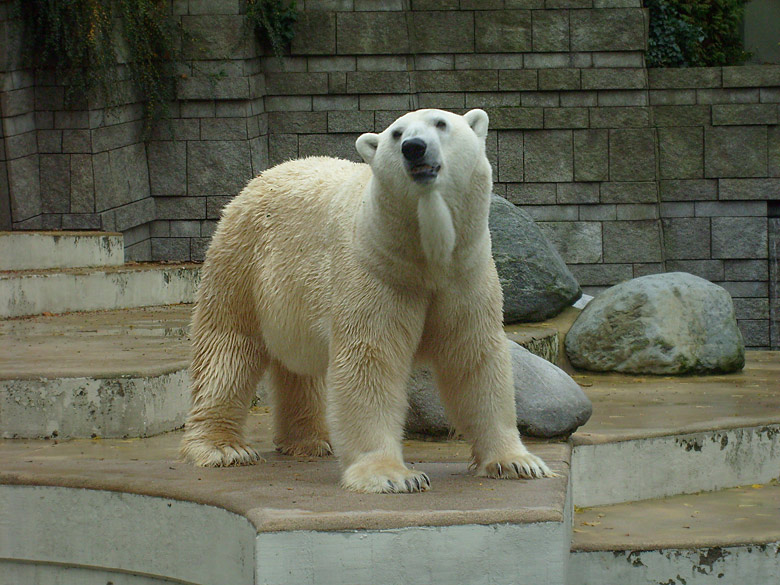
[{"xmin": 402, "ymin": 138, "xmax": 427, "ymax": 161}]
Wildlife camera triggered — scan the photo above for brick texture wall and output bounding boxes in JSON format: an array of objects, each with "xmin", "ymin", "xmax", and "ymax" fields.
[{"xmin": 1, "ymin": 0, "xmax": 778, "ymax": 348}]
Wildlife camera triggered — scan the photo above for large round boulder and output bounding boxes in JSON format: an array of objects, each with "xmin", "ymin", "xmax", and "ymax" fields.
[
  {"xmin": 489, "ymin": 195, "xmax": 581, "ymax": 323},
  {"xmin": 565, "ymin": 272, "xmax": 745, "ymax": 375},
  {"xmin": 406, "ymin": 341, "xmax": 593, "ymax": 439}
]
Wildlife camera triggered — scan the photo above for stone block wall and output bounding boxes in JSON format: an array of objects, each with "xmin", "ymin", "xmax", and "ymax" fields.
[{"xmin": 1, "ymin": 0, "xmax": 778, "ymax": 348}]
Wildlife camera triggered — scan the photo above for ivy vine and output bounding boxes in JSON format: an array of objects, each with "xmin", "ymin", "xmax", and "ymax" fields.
[{"xmin": 245, "ymin": 0, "xmax": 298, "ymax": 58}]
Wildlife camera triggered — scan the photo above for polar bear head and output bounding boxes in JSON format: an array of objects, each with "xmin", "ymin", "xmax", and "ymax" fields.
[{"xmin": 355, "ymin": 108, "xmax": 490, "ymax": 193}]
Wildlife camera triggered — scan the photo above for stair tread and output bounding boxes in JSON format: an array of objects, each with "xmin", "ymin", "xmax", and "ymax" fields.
[
  {"xmin": 572, "ymin": 481, "xmax": 780, "ymax": 551},
  {"xmin": 0, "ymin": 304, "xmax": 191, "ymax": 379},
  {"xmin": 0, "ymin": 261, "xmax": 199, "ymax": 278}
]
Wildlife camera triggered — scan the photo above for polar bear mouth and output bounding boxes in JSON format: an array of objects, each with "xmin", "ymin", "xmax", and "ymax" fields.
[{"xmin": 409, "ymin": 163, "xmax": 441, "ymax": 182}]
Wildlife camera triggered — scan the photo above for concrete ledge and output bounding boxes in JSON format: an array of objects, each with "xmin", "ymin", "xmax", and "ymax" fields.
[
  {"xmin": 0, "ymin": 263, "xmax": 200, "ymax": 318},
  {"xmin": 0, "ymin": 231, "xmax": 124, "ymax": 271}
]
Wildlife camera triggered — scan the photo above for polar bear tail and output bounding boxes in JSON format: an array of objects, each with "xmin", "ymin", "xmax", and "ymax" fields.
[{"xmin": 417, "ymin": 190, "xmax": 455, "ymax": 266}]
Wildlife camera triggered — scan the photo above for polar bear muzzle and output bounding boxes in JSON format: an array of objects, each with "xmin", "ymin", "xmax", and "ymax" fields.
[{"xmin": 402, "ymin": 137, "xmax": 441, "ymax": 184}]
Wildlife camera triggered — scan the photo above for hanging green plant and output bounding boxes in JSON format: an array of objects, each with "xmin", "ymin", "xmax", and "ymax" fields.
[
  {"xmin": 245, "ymin": 0, "xmax": 298, "ymax": 58},
  {"xmin": 17, "ymin": 0, "xmax": 181, "ymax": 132}
]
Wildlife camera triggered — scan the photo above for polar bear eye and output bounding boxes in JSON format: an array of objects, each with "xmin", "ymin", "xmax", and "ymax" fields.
[
  {"xmin": 435, "ymin": 120, "xmax": 447, "ymax": 131},
  {"xmin": 392, "ymin": 129, "xmax": 403, "ymax": 140}
]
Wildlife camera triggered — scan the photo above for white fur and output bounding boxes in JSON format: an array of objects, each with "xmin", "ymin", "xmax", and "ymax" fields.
[{"xmin": 180, "ymin": 109, "xmax": 554, "ymax": 493}]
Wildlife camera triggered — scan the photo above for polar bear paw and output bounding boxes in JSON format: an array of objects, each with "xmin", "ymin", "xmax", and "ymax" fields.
[
  {"xmin": 342, "ymin": 457, "xmax": 431, "ymax": 493},
  {"xmin": 180, "ymin": 435, "xmax": 264, "ymax": 467},
  {"xmin": 276, "ymin": 438, "xmax": 333, "ymax": 458},
  {"xmin": 474, "ymin": 452, "xmax": 557, "ymax": 480}
]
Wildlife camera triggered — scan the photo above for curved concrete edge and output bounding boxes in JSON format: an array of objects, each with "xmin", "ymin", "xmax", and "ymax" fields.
[
  {"xmin": 0, "ymin": 485, "xmax": 256, "ymax": 585},
  {"xmin": 0, "ymin": 369, "xmax": 189, "ymax": 439},
  {"xmin": 568, "ymin": 544, "xmax": 780, "ymax": 585},
  {"xmin": 0, "ymin": 265, "xmax": 200, "ymax": 318},
  {"xmin": 572, "ymin": 425, "xmax": 780, "ymax": 507}
]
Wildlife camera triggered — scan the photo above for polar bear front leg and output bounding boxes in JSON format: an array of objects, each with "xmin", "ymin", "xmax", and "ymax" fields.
[{"xmin": 327, "ymin": 295, "xmax": 431, "ymax": 493}]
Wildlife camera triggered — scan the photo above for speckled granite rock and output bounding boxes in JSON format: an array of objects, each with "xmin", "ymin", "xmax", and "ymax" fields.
[{"xmin": 565, "ymin": 272, "xmax": 745, "ymax": 375}]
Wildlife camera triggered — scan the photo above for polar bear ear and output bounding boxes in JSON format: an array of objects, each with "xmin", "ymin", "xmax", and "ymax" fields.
[
  {"xmin": 463, "ymin": 109, "xmax": 489, "ymax": 140},
  {"xmin": 356, "ymin": 133, "xmax": 380, "ymax": 164}
]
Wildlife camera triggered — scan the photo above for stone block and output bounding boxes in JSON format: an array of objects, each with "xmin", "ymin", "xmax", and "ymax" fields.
[
  {"xmin": 609, "ymin": 128, "xmax": 657, "ymax": 182},
  {"xmin": 705, "ymin": 126, "xmax": 767, "ymax": 178},
  {"xmin": 499, "ymin": 70, "xmax": 538, "ymax": 91},
  {"xmin": 505, "ymin": 183, "xmax": 556, "ymax": 205},
  {"xmin": 307, "ymin": 56, "xmax": 356, "ymax": 73},
  {"xmin": 360, "ymin": 94, "xmax": 413, "ymax": 111},
  {"xmin": 411, "ymin": 70, "xmax": 497, "ymax": 93},
  {"xmin": 61, "ymin": 214, "xmax": 101, "ymax": 230},
  {"xmin": 631, "ymin": 263, "xmax": 664, "ymax": 278},
  {"xmin": 347, "ymin": 71, "xmax": 410, "ymax": 94},
  {"xmin": 39, "ymin": 155, "xmax": 70, "ymax": 214},
  {"xmin": 557, "ymin": 182, "xmax": 599, "ymax": 204},
  {"xmin": 521, "ymin": 205, "xmax": 579, "ymax": 221},
  {"xmin": 600, "ymin": 181, "xmax": 657, "ymax": 203},
  {"xmin": 265, "ymin": 72, "xmax": 329, "ymax": 96},
  {"xmin": 36, "ymin": 130, "xmax": 62, "ymax": 153},
  {"xmin": 718, "ymin": 178, "xmax": 780, "ymax": 200},
  {"xmin": 170, "ymin": 220, "xmax": 202, "ymax": 238},
  {"xmin": 414, "ymin": 54, "xmax": 455, "ymax": 70},
  {"xmin": 695, "ymin": 201, "xmax": 766, "ymax": 217},
  {"xmin": 250, "ymin": 136, "xmax": 268, "ymax": 175},
  {"xmin": 151, "ymin": 237, "xmax": 191, "ymax": 262},
  {"xmin": 725, "ymin": 259, "xmax": 768, "ymax": 281},
  {"xmin": 200, "ymin": 118, "xmax": 248, "ymax": 141},
  {"xmin": 188, "ymin": 0, "xmax": 240, "ymax": 14},
  {"xmin": 375, "ymin": 110, "xmax": 412, "ymax": 131},
  {"xmin": 328, "ymin": 111, "xmax": 375, "ymax": 133},
  {"xmin": 187, "ymin": 141, "xmax": 252, "ymax": 196},
  {"xmin": 147, "ymin": 141, "xmax": 187, "ymax": 196},
  {"xmin": 659, "ymin": 202, "xmax": 695, "ymax": 217},
  {"xmin": 497, "ymin": 131, "xmax": 524, "ymax": 182},
  {"xmin": 313, "ymin": 95, "xmax": 359, "ymax": 112},
  {"xmin": 661, "ymin": 217, "xmax": 711, "ymax": 259},
  {"xmin": 544, "ymin": 108, "xmax": 588, "ymax": 129},
  {"xmin": 264, "ymin": 96, "xmax": 312, "ymax": 112},
  {"xmin": 697, "ymin": 88, "xmax": 759, "ymax": 105},
  {"xmin": 70, "ymin": 154, "xmax": 95, "ymax": 213},
  {"xmin": 417, "ymin": 93, "xmax": 465, "ymax": 109},
  {"xmin": 410, "ymin": 11, "xmax": 475, "ymax": 53},
  {"xmin": 336, "ymin": 12, "xmax": 408, "ymax": 54},
  {"xmin": 454, "ymin": 54, "xmax": 524, "ymax": 70},
  {"xmin": 570, "ymin": 9, "xmax": 646, "ymax": 51},
  {"xmin": 616, "ymin": 203, "xmax": 658, "ymax": 220},
  {"xmin": 268, "ymin": 112, "xmax": 327, "ymax": 134},
  {"xmin": 206, "ymin": 196, "xmax": 232, "ymax": 219},
  {"xmin": 569, "ymin": 264, "xmax": 633, "ymax": 286},
  {"xmin": 658, "ymin": 126, "xmax": 703, "ymax": 180},
  {"xmin": 602, "ymin": 220, "xmax": 663, "ymax": 263},
  {"xmin": 536, "ymin": 221, "xmax": 603, "ymax": 264},
  {"xmin": 524, "ymin": 130, "xmax": 573, "ymax": 182},
  {"xmin": 532, "ymin": 10, "xmax": 569, "ymax": 52},
  {"xmin": 538, "ymin": 69, "xmax": 580, "ymax": 91},
  {"xmin": 579, "ymin": 204, "xmax": 617, "ymax": 221},
  {"xmin": 474, "ymin": 10, "xmax": 530, "ymax": 52},
  {"xmin": 522, "ymin": 92, "xmax": 560, "ymax": 108},
  {"xmin": 665, "ymin": 259, "xmax": 724, "ymax": 281},
  {"xmin": 770, "ymin": 126, "xmax": 780, "ymax": 177},
  {"xmin": 592, "ymin": 51, "xmax": 644, "ymax": 67},
  {"xmin": 574, "ymin": 129, "xmax": 608, "ymax": 181},
  {"xmin": 720, "ymin": 281, "xmax": 768, "ymax": 298},
  {"xmin": 91, "ymin": 121, "xmax": 143, "ymax": 153},
  {"xmin": 523, "ymin": 53, "xmax": 570, "ymax": 69},
  {"xmin": 589, "ymin": 106, "xmax": 650, "ymax": 128},
  {"xmin": 738, "ymin": 320, "xmax": 769, "ymax": 348},
  {"xmin": 485, "ymin": 108, "xmax": 543, "ymax": 129},
  {"xmin": 647, "ymin": 67, "xmax": 721, "ymax": 89},
  {"xmin": 356, "ymin": 56, "xmax": 407, "ymax": 71},
  {"xmin": 4, "ymin": 131, "xmax": 37, "ymax": 159},
  {"xmin": 649, "ymin": 89, "xmax": 697, "ymax": 106},
  {"xmin": 712, "ymin": 104, "xmax": 778, "ymax": 126},
  {"xmin": 659, "ymin": 179, "xmax": 718, "ymax": 202},
  {"xmin": 597, "ymin": 90, "xmax": 648, "ymax": 107},
  {"xmin": 298, "ymin": 133, "xmax": 362, "ymax": 162},
  {"xmin": 582, "ymin": 68, "xmax": 646, "ymax": 90},
  {"xmin": 176, "ymin": 76, "xmax": 249, "ymax": 101},
  {"xmin": 93, "ymin": 143, "xmax": 150, "ymax": 211},
  {"xmin": 62, "ymin": 129, "xmax": 91, "ymax": 153},
  {"xmin": 182, "ymin": 15, "xmax": 252, "ymax": 59},
  {"xmin": 114, "ymin": 197, "xmax": 155, "ymax": 231},
  {"xmin": 291, "ymin": 10, "xmax": 336, "ymax": 55},
  {"xmin": 732, "ymin": 298, "xmax": 769, "ymax": 320},
  {"xmin": 155, "ymin": 197, "xmax": 206, "ymax": 220},
  {"xmin": 4, "ymin": 113, "xmax": 36, "ymax": 136},
  {"xmin": 722, "ymin": 65, "xmax": 780, "ymax": 88},
  {"xmin": 711, "ymin": 217, "xmax": 768, "ymax": 259},
  {"xmin": 150, "ymin": 220, "xmax": 170, "ymax": 238}
]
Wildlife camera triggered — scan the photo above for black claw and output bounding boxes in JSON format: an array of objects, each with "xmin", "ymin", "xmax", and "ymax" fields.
[
  {"xmin": 496, "ymin": 463, "xmax": 503, "ymax": 477},
  {"xmin": 405, "ymin": 479, "xmax": 413, "ymax": 492},
  {"xmin": 512, "ymin": 462, "xmax": 521, "ymax": 477},
  {"xmin": 386, "ymin": 480, "xmax": 396, "ymax": 493},
  {"xmin": 413, "ymin": 476, "xmax": 421, "ymax": 491},
  {"xmin": 422, "ymin": 473, "xmax": 431, "ymax": 487}
]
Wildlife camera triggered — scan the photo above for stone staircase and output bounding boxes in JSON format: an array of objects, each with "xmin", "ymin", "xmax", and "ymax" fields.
[{"xmin": 0, "ymin": 232, "xmax": 778, "ymax": 585}]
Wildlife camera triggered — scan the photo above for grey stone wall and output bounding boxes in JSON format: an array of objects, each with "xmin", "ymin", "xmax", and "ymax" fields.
[{"xmin": 1, "ymin": 0, "xmax": 778, "ymax": 348}]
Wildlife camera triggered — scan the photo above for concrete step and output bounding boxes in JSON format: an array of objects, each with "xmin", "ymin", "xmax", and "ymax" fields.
[
  {"xmin": 0, "ymin": 231, "xmax": 124, "ymax": 271},
  {"xmin": 570, "ymin": 352, "xmax": 780, "ymax": 507},
  {"xmin": 569, "ymin": 482, "xmax": 780, "ymax": 585},
  {"xmin": 0, "ymin": 305, "xmax": 192, "ymax": 439},
  {"xmin": 0, "ymin": 414, "xmax": 572, "ymax": 585},
  {"xmin": 0, "ymin": 262, "xmax": 200, "ymax": 318}
]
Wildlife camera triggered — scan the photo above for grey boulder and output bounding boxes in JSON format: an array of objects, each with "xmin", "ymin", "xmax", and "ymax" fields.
[
  {"xmin": 406, "ymin": 341, "xmax": 592, "ymax": 438},
  {"xmin": 489, "ymin": 194, "xmax": 581, "ymax": 323},
  {"xmin": 565, "ymin": 272, "xmax": 745, "ymax": 375}
]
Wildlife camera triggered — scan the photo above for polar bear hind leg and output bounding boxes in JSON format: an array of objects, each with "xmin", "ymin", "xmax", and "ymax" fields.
[{"xmin": 268, "ymin": 361, "xmax": 333, "ymax": 457}]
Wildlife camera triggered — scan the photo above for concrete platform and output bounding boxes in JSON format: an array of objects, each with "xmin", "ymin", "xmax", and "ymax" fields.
[
  {"xmin": 570, "ymin": 483, "xmax": 780, "ymax": 584},
  {"xmin": 0, "ymin": 262, "xmax": 200, "ymax": 318},
  {"xmin": 0, "ymin": 231, "xmax": 124, "ymax": 271}
]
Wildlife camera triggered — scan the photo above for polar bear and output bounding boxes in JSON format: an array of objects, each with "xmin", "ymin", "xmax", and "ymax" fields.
[{"xmin": 180, "ymin": 109, "xmax": 554, "ymax": 493}]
